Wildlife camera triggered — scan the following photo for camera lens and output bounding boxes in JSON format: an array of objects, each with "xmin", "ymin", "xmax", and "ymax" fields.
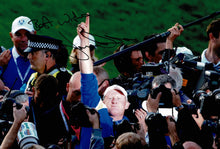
[{"xmin": 17, "ymin": 122, "xmax": 39, "ymax": 149}]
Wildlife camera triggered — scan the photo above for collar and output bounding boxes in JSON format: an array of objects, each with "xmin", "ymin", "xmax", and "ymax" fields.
[
  {"xmin": 12, "ymin": 46, "xmax": 20, "ymax": 59},
  {"xmin": 201, "ymin": 48, "xmax": 220, "ymax": 67},
  {"xmin": 113, "ymin": 116, "xmax": 129, "ymax": 125},
  {"xmin": 45, "ymin": 65, "xmax": 58, "ymax": 74}
]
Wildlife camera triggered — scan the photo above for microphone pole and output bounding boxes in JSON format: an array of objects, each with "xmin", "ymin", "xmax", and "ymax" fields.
[{"xmin": 94, "ymin": 11, "xmax": 220, "ymax": 66}]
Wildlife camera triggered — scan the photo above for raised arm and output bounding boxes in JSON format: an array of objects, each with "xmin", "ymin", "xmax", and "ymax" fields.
[
  {"xmin": 166, "ymin": 23, "xmax": 184, "ymax": 50},
  {"xmin": 77, "ymin": 13, "xmax": 93, "ymax": 74}
]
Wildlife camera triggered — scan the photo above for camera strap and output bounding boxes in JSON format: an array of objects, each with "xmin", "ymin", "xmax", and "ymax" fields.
[{"xmin": 59, "ymin": 101, "xmax": 81, "ymax": 140}]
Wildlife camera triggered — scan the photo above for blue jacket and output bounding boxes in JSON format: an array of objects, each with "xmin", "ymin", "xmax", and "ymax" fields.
[
  {"xmin": 77, "ymin": 73, "xmax": 114, "ymax": 149},
  {"xmin": 0, "ymin": 48, "xmax": 34, "ymax": 90}
]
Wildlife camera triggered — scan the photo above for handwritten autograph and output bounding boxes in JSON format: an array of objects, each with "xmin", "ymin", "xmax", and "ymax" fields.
[
  {"xmin": 32, "ymin": 11, "xmax": 87, "ymax": 31},
  {"xmin": 32, "ymin": 10, "xmax": 138, "ymax": 50},
  {"xmin": 57, "ymin": 12, "xmax": 88, "ymax": 26}
]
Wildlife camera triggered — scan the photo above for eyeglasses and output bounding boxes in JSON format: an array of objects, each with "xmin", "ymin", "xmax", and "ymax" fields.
[{"xmin": 98, "ymin": 79, "xmax": 109, "ymax": 88}]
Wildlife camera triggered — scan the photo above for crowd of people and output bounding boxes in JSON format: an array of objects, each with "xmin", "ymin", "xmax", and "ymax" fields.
[{"xmin": 0, "ymin": 12, "xmax": 219, "ymax": 149}]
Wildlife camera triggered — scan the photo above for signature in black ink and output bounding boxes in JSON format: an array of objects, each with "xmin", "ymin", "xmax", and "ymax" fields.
[
  {"xmin": 32, "ymin": 16, "xmax": 53, "ymax": 31},
  {"xmin": 93, "ymin": 34, "xmax": 138, "ymax": 49},
  {"xmin": 32, "ymin": 11, "xmax": 88, "ymax": 31},
  {"xmin": 57, "ymin": 11, "xmax": 88, "ymax": 26}
]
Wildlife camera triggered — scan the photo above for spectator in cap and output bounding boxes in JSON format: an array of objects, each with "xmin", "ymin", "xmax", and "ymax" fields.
[
  {"xmin": 0, "ymin": 16, "xmax": 36, "ymax": 91},
  {"xmin": 69, "ymin": 34, "xmax": 98, "ymax": 74},
  {"xmin": 24, "ymin": 34, "xmax": 72, "ymax": 98}
]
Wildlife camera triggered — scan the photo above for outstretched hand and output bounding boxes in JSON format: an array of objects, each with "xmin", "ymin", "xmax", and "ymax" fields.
[
  {"xmin": 76, "ymin": 13, "xmax": 93, "ymax": 73},
  {"xmin": 77, "ymin": 13, "xmax": 90, "ymax": 42}
]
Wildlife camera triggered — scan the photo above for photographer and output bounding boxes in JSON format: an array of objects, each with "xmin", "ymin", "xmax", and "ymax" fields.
[
  {"xmin": 192, "ymin": 109, "xmax": 219, "ymax": 148},
  {"xmin": 142, "ymin": 73, "xmax": 185, "ymax": 148},
  {"xmin": 0, "ymin": 90, "xmax": 30, "ymax": 146},
  {"xmin": 145, "ymin": 90, "xmax": 169, "ymax": 149},
  {"xmin": 87, "ymin": 108, "xmax": 104, "ymax": 149},
  {"xmin": 0, "ymin": 103, "xmax": 27, "ymax": 149}
]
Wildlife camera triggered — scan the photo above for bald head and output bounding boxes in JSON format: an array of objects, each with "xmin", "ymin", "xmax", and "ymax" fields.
[
  {"xmin": 183, "ymin": 141, "xmax": 202, "ymax": 149},
  {"xmin": 66, "ymin": 71, "xmax": 81, "ymax": 102}
]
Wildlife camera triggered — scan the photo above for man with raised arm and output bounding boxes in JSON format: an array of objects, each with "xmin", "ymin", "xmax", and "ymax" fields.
[{"xmin": 74, "ymin": 13, "xmax": 131, "ymax": 148}]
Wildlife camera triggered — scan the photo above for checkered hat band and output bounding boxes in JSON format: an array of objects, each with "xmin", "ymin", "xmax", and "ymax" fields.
[{"xmin": 29, "ymin": 41, "xmax": 59, "ymax": 50}]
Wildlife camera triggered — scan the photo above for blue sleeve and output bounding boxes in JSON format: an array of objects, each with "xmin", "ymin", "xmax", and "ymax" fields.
[
  {"xmin": 81, "ymin": 73, "xmax": 100, "ymax": 108},
  {"xmin": 81, "ymin": 73, "xmax": 114, "ymax": 138},
  {"xmin": 89, "ymin": 129, "xmax": 104, "ymax": 149}
]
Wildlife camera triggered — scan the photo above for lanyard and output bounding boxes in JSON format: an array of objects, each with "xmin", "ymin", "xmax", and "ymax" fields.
[
  {"xmin": 59, "ymin": 101, "xmax": 81, "ymax": 140},
  {"xmin": 13, "ymin": 56, "xmax": 31, "ymax": 84}
]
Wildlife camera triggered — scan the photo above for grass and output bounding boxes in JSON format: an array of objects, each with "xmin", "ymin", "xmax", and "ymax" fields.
[{"xmin": 1, "ymin": 0, "xmax": 220, "ymax": 78}]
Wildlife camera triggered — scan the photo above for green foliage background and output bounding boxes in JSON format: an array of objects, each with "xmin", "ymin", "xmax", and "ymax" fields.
[{"xmin": 1, "ymin": 0, "xmax": 220, "ymax": 78}]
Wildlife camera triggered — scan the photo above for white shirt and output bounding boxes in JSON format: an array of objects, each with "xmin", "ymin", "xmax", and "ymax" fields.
[{"xmin": 201, "ymin": 48, "xmax": 220, "ymax": 67}]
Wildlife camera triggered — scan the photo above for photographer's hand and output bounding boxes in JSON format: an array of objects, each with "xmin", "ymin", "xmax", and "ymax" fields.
[
  {"xmin": 86, "ymin": 109, "xmax": 100, "ymax": 129},
  {"xmin": 13, "ymin": 103, "xmax": 27, "ymax": 124},
  {"xmin": 135, "ymin": 109, "xmax": 148, "ymax": 134},
  {"xmin": 1, "ymin": 104, "xmax": 27, "ymax": 149},
  {"xmin": 192, "ymin": 109, "xmax": 204, "ymax": 130},
  {"xmin": 146, "ymin": 92, "xmax": 161, "ymax": 113},
  {"xmin": 171, "ymin": 89, "xmax": 183, "ymax": 111}
]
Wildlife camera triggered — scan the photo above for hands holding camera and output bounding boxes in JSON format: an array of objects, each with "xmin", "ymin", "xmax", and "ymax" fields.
[
  {"xmin": 0, "ymin": 103, "xmax": 27, "ymax": 149},
  {"xmin": 13, "ymin": 103, "xmax": 27, "ymax": 124},
  {"xmin": 86, "ymin": 108, "xmax": 100, "ymax": 129}
]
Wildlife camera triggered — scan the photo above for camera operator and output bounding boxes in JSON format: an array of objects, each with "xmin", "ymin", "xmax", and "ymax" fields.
[
  {"xmin": 141, "ymin": 23, "xmax": 184, "ymax": 64},
  {"xmin": 0, "ymin": 103, "xmax": 27, "ymax": 149},
  {"xmin": 192, "ymin": 109, "xmax": 219, "ymax": 148},
  {"xmin": 0, "ymin": 90, "xmax": 30, "ymax": 147}
]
